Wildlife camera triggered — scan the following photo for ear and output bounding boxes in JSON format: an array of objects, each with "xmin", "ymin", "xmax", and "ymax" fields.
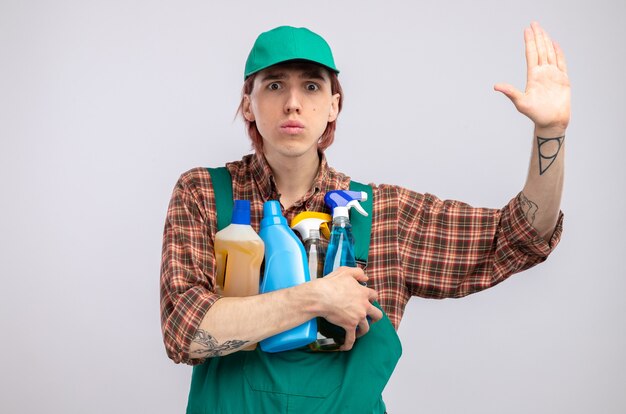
[
  {"xmin": 242, "ymin": 95, "xmax": 255, "ymax": 122},
  {"xmin": 328, "ymin": 93, "xmax": 340, "ymax": 122}
]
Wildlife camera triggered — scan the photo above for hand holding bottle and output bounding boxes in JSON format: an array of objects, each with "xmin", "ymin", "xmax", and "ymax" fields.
[{"xmin": 312, "ymin": 266, "xmax": 382, "ymax": 351}]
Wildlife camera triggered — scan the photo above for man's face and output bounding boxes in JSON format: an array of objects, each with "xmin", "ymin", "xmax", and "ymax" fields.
[{"xmin": 242, "ymin": 63, "xmax": 340, "ymax": 160}]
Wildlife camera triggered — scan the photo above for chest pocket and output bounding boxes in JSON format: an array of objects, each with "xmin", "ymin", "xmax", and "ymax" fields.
[{"xmin": 243, "ymin": 348, "xmax": 342, "ymax": 397}]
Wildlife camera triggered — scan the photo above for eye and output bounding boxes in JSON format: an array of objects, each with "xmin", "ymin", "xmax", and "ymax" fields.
[
  {"xmin": 305, "ymin": 83, "xmax": 320, "ymax": 92},
  {"xmin": 268, "ymin": 82, "xmax": 281, "ymax": 91}
]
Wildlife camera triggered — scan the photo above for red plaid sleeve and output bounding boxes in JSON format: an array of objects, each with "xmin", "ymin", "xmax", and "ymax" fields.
[
  {"xmin": 397, "ymin": 190, "xmax": 563, "ymax": 298},
  {"xmin": 160, "ymin": 168, "xmax": 220, "ymax": 365}
]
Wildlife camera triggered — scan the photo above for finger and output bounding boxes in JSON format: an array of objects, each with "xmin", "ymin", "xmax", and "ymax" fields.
[
  {"xmin": 356, "ymin": 318, "xmax": 370, "ymax": 338},
  {"xmin": 341, "ymin": 329, "xmax": 356, "ymax": 351},
  {"xmin": 494, "ymin": 83, "xmax": 523, "ymax": 105},
  {"xmin": 532, "ymin": 22, "xmax": 547, "ymax": 65},
  {"xmin": 554, "ymin": 41, "xmax": 568, "ymax": 73},
  {"xmin": 524, "ymin": 26, "xmax": 538, "ymax": 70},
  {"xmin": 367, "ymin": 287, "xmax": 378, "ymax": 302},
  {"xmin": 368, "ymin": 304, "xmax": 383, "ymax": 323},
  {"xmin": 542, "ymin": 27, "xmax": 557, "ymax": 65},
  {"xmin": 350, "ymin": 268, "xmax": 368, "ymax": 283}
]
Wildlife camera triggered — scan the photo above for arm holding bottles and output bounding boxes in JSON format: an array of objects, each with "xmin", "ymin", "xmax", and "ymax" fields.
[
  {"xmin": 189, "ymin": 267, "xmax": 381, "ymax": 359},
  {"xmin": 160, "ymin": 170, "xmax": 382, "ymax": 363}
]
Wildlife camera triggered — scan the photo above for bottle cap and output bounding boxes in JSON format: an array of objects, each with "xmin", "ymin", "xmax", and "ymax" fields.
[{"xmin": 231, "ymin": 200, "xmax": 251, "ymax": 225}]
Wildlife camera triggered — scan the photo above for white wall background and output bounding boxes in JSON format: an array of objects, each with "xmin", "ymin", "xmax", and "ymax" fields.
[{"xmin": 1, "ymin": 1, "xmax": 624, "ymax": 413}]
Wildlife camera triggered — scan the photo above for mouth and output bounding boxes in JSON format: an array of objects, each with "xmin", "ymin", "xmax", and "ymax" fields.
[{"xmin": 280, "ymin": 120, "xmax": 305, "ymax": 135}]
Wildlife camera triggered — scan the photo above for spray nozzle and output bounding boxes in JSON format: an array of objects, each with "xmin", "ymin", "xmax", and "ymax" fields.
[
  {"xmin": 290, "ymin": 212, "xmax": 333, "ymax": 241},
  {"xmin": 324, "ymin": 190, "xmax": 368, "ymax": 219}
]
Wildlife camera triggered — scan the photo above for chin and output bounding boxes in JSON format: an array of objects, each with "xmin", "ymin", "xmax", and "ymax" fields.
[
  {"xmin": 267, "ymin": 139, "xmax": 318, "ymax": 158},
  {"xmin": 278, "ymin": 147, "xmax": 314, "ymax": 158}
]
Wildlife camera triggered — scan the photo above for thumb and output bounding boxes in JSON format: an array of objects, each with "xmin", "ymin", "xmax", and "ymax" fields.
[{"xmin": 493, "ymin": 83, "xmax": 523, "ymax": 105}]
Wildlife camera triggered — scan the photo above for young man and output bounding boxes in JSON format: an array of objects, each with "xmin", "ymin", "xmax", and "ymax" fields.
[{"xmin": 160, "ymin": 24, "xmax": 569, "ymax": 412}]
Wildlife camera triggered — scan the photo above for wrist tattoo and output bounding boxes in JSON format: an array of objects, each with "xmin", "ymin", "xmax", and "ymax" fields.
[
  {"xmin": 519, "ymin": 192, "xmax": 539, "ymax": 226},
  {"xmin": 537, "ymin": 135, "xmax": 565, "ymax": 175},
  {"xmin": 191, "ymin": 329, "xmax": 249, "ymax": 357}
]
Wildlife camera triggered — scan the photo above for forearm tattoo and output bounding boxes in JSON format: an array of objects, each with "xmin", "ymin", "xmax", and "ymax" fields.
[
  {"xmin": 537, "ymin": 135, "xmax": 565, "ymax": 175},
  {"xmin": 519, "ymin": 192, "xmax": 539, "ymax": 226},
  {"xmin": 191, "ymin": 329, "xmax": 249, "ymax": 357}
]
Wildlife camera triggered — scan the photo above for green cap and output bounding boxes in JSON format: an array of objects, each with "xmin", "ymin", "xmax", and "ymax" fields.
[{"xmin": 244, "ymin": 26, "xmax": 339, "ymax": 79}]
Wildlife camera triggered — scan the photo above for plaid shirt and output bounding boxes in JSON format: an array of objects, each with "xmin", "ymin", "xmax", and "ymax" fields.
[{"xmin": 160, "ymin": 152, "xmax": 563, "ymax": 365}]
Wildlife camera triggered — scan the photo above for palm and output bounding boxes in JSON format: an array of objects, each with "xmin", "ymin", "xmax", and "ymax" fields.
[{"xmin": 495, "ymin": 23, "xmax": 571, "ymax": 131}]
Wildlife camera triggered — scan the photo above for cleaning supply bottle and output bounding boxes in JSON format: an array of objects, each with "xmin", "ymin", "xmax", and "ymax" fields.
[
  {"xmin": 291, "ymin": 212, "xmax": 341, "ymax": 352},
  {"xmin": 258, "ymin": 200, "xmax": 317, "ymax": 353},
  {"xmin": 319, "ymin": 190, "xmax": 369, "ymax": 348},
  {"xmin": 323, "ymin": 190, "xmax": 368, "ymax": 273},
  {"xmin": 290, "ymin": 212, "xmax": 332, "ymax": 281},
  {"xmin": 214, "ymin": 199, "xmax": 265, "ymax": 351}
]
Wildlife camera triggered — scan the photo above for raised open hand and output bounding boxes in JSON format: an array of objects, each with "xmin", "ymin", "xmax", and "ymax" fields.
[{"xmin": 494, "ymin": 22, "xmax": 570, "ymax": 134}]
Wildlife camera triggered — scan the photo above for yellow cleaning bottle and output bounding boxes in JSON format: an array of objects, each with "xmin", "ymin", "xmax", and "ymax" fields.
[{"xmin": 214, "ymin": 200, "xmax": 264, "ymax": 350}]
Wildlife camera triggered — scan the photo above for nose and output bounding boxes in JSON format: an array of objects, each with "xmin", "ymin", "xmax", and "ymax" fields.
[{"xmin": 284, "ymin": 88, "xmax": 302, "ymax": 114}]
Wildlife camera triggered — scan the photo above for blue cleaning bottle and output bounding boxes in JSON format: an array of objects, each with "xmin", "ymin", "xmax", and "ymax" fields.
[
  {"xmin": 259, "ymin": 200, "xmax": 317, "ymax": 353},
  {"xmin": 320, "ymin": 190, "xmax": 369, "ymax": 347},
  {"xmin": 323, "ymin": 190, "xmax": 368, "ymax": 274}
]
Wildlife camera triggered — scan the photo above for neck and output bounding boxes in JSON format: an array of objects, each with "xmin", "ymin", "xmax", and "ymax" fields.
[{"xmin": 263, "ymin": 149, "xmax": 320, "ymax": 208}]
